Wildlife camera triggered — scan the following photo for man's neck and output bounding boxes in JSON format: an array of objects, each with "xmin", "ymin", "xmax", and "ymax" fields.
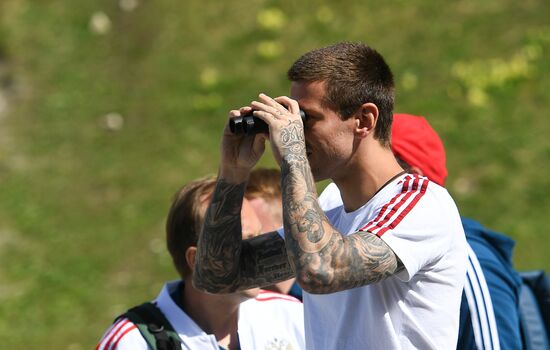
[
  {"xmin": 333, "ymin": 146, "xmax": 404, "ymax": 212},
  {"xmin": 182, "ymin": 280, "xmax": 242, "ymax": 349}
]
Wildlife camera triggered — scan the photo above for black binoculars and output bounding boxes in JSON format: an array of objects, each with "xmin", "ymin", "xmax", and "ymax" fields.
[{"xmin": 229, "ymin": 110, "xmax": 307, "ymax": 136}]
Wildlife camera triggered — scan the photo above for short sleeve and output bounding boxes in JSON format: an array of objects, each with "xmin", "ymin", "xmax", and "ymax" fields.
[
  {"xmin": 361, "ymin": 180, "xmax": 462, "ymax": 281},
  {"xmin": 96, "ymin": 318, "xmax": 149, "ymax": 350}
]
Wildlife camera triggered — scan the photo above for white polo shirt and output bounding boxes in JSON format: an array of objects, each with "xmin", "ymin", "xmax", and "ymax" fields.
[
  {"xmin": 96, "ymin": 280, "xmax": 305, "ymax": 349},
  {"xmin": 281, "ymin": 174, "xmax": 467, "ymax": 349}
]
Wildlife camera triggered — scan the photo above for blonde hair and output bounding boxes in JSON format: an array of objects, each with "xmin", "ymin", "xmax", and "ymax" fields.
[{"xmin": 245, "ymin": 168, "xmax": 281, "ymax": 201}]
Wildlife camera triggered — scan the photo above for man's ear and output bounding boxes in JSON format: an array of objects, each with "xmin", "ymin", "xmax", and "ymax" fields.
[
  {"xmin": 185, "ymin": 246, "xmax": 197, "ymax": 271},
  {"xmin": 355, "ymin": 103, "xmax": 378, "ymax": 138}
]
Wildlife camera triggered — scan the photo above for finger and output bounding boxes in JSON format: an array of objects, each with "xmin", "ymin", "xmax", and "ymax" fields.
[
  {"xmin": 249, "ymin": 100, "xmax": 268, "ymax": 111},
  {"xmin": 229, "ymin": 106, "xmax": 254, "ymax": 118},
  {"xmin": 259, "ymin": 93, "xmax": 287, "ymax": 113},
  {"xmin": 239, "ymin": 106, "xmax": 253, "ymax": 115},
  {"xmin": 274, "ymin": 96, "xmax": 300, "ymax": 115},
  {"xmin": 226, "ymin": 109, "xmax": 249, "ymax": 136},
  {"xmin": 251, "ymin": 109, "xmax": 275, "ymax": 123},
  {"xmin": 250, "ymin": 100, "xmax": 282, "ymax": 118},
  {"xmin": 253, "ymin": 133, "xmax": 267, "ymax": 151},
  {"xmin": 229, "ymin": 109, "xmax": 241, "ymax": 118}
]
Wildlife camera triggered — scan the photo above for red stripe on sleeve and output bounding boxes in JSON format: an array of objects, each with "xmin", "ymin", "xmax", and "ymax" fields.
[
  {"xmin": 374, "ymin": 177, "xmax": 428, "ymax": 237},
  {"xmin": 110, "ymin": 324, "xmax": 138, "ymax": 349},
  {"xmin": 367, "ymin": 176, "xmax": 421, "ymax": 234},
  {"xmin": 359, "ymin": 175, "xmax": 413, "ymax": 232},
  {"xmin": 100, "ymin": 319, "xmax": 130, "ymax": 350},
  {"xmin": 359, "ymin": 175, "xmax": 428, "ymax": 236}
]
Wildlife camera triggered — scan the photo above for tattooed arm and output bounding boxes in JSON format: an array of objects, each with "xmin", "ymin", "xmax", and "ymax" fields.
[
  {"xmin": 279, "ymin": 121, "xmax": 404, "ymax": 294},
  {"xmin": 193, "ymin": 178, "xmax": 295, "ymax": 293},
  {"xmin": 244, "ymin": 93, "xmax": 404, "ymax": 294}
]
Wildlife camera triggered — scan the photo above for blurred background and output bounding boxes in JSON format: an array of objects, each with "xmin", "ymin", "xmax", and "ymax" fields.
[{"xmin": 0, "ymin": 0, "xmax": 548, "ymax": 348}]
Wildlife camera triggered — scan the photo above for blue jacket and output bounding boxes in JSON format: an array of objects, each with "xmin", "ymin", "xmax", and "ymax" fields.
[{"xmin": 458, "ymin": 218, "xmax": 523, "ymax": 350}]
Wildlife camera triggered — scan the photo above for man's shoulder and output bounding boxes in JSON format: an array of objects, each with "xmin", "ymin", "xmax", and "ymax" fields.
[
  {"xmin": 374, "ymin": 174, "xmax": 453, "ymax": 206},
  {"xmin": 241, "ymin": 290, "xmax": 303, "ymax": 318},
  {"xmin": 408, "ymin": 177, "xmax": 462, "ymax": 224},
  {"xmin": 368, "ymin": 175, "xmax": 461, "ymax": 233},
  {"xmin": 97, "ymin": 282, "xmax": 185, "ymax": 350},
  {"xmin": 96, "ymin": 317, "xmax": 148, "ymax": 350}
]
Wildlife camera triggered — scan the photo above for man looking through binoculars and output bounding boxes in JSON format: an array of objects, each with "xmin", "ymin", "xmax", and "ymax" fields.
[{"xmin": 194, "ymin": 42, "xmax": 468, "ymax": 350}]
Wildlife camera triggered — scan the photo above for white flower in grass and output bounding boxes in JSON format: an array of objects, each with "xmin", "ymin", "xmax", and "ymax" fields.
[
  {"xmin": 101, "ymin": 112, "xmax": 124, "ymax": 131},
  {"xmin": 119, "ymin": 0, "xmax": 139, "ymax": 12},
  {"xmin": 90, "ymin": 12, "xmax": 111, "ymax": 35}
]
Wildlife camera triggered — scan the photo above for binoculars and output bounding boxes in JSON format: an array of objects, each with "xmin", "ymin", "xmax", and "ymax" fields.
[{"xmin": 229, "ymin": 110, "xmax": 307, "ymax": 136}]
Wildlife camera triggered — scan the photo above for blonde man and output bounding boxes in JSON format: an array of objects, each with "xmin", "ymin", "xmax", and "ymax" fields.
[{"xmin": 97, "ymin": 177, "xmax": 305, "ymax": 350}]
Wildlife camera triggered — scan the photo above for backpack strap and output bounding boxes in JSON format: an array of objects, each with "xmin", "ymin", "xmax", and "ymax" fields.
[
  {"xmin": 118, "ymin": 302, "xmax": 182, "ymax": 350},
  {"xmin": 521, "ymin": 270, "xmax": 550, "ymax": 336},
  {"xmin": 518, "ymin": 272, "xmax": 550, "ymax": 350}
]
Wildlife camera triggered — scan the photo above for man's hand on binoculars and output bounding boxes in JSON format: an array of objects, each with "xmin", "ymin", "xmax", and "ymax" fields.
[
  {"xmin": 219, "ymin": 106, "xmax": 267, "ymax": 184},
  {"xmin": 249, "ymin": 93, "xmax": 307, "ymax": 164}
]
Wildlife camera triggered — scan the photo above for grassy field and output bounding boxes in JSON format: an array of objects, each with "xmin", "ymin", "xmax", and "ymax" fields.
[{"xmin": 0, "ymin": 0, "xmax": 549, "ymax": 348}]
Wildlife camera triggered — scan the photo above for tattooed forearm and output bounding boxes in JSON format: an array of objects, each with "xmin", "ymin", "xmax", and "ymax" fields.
[
  {"xmin": 279, "ymin": 120, "xmax": 404, "ymax": 294},
  {"xmin": 241, "ymin": 232, "xmax": 295, "ymax": 287},
  {"xmin": 193, "ymin": 179, "xmax": 295, "ymax": 293},
  {"xmin": 295, "ymin": 230, "xmax": 404, "ymax": 294},
  {"xmin": 193, "ymin": 179, "xmax": 246, "ymax": 293}
]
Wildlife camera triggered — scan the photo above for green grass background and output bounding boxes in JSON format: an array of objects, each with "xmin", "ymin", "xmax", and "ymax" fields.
[{"xmin": 0, "ymin": 0, "xmax": 548, "ymax": 348}]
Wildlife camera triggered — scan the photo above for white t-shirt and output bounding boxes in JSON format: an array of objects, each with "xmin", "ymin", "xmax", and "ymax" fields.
[
  {"xmin": 96, "ymin": 280, "xmax": 305, "ymax": 350},
  {"xmin": 280, "ymin": 174, "xmax": 468, "ymax": 349}
]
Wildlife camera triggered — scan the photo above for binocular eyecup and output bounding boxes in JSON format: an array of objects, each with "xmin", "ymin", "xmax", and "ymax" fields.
[{"xmin": 229, "ymin": 110, "xmax": 307, "ymax": 136}]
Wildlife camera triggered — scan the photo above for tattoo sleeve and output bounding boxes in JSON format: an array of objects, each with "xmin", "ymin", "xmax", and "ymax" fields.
[
  {"xmin": 193, "ymin": 179, "xmax": 294, "ymax": 293},
  {"xmin": 280, "ymin": 120, "xmax": 404, "ymax": 294}
]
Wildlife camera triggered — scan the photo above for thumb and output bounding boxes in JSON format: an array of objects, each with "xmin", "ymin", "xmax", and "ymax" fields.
[{"xmin": 252, "ymin": 133, "xmax": 267, "ymax": 156}]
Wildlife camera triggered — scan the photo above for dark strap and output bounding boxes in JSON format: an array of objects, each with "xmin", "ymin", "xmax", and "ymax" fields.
[
  {"xmin": 118, "ymin": 302, "xmax": 182, "ymax": 350},
  {"xmin": 518, "ymin": 277, "xmax": 550, "ymax": 350},
  {"xmin": 521, "ymin": 270, "xmax": 550, "ymax": 336}
]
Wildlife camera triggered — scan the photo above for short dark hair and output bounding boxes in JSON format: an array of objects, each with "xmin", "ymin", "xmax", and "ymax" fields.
[
  {"xmin": 165, "ymin": 176, "xmax": 216, "ymax": 278},
  {"xmin": 287, "ymin": 42, "xmax": 394, "ymax": 147}
]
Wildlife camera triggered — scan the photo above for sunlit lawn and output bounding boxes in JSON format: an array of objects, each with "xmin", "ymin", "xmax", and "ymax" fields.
[{"xmin": 0, "ymin": 0, "xmax": 548, "ymax": 348}]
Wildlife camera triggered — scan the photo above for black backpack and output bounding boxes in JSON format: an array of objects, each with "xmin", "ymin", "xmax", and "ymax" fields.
[{"xmin": 116, "ymin": 302, "xmax": 182, "ymax": 350}]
